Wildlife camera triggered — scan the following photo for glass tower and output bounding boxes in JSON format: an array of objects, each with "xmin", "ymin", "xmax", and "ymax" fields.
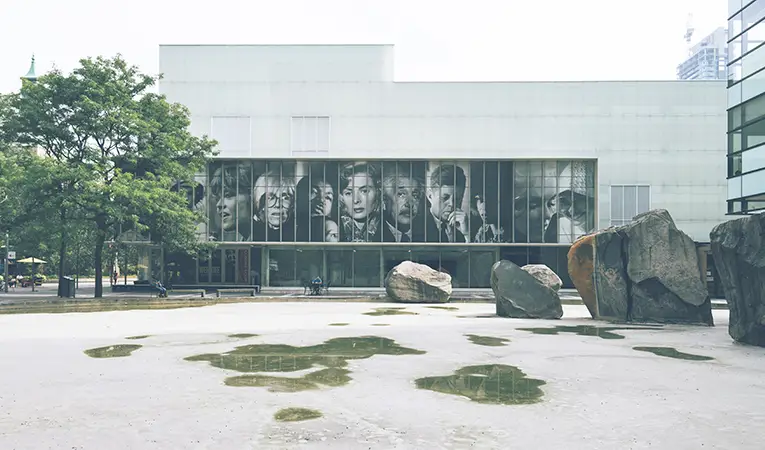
[{"xmin": 727, "ymin": 0, "xmax": 765, "ymax": 214}]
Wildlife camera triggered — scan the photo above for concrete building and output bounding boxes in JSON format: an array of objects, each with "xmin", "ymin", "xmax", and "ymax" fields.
[
  {"xmin": 678, "ymin": 27, "xmax": 728, "ymax": 80},
  {"xmin": 131, "ymin": 44, "xmax": 728, "ymax": 289},
  {"xmin": 727, "ymin": 0, "xmax": 765, "ymax": 214}
]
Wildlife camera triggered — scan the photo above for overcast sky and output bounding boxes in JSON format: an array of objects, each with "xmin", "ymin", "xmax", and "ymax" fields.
[{"xmin": 1, "ymin": 0, "xmax": 727, "ymax": 93}]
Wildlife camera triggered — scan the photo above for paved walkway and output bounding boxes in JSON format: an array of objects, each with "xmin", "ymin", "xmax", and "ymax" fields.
[{"xmin": 0, "ymin": 303, "xmax": 759, "ymax": 449}]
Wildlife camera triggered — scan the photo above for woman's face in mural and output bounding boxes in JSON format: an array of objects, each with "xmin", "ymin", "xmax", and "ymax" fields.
[
  {"xmin": 513, "ymin": 187, "xmax": 554, "ymax": 242},
  {"xmin": 259, "ymin": 188, "xmax": 294, "ymax": 228},
  {"xmin": 217, "ymin": 193, "xmax": 251, "ymax": 232},
  {"xmin": 311, "ymin": 181, "xmax": 334, "ymax": 217},
  {"xmin": 341, "ymin": 174, "xmax": 378, "ymax": 221}
]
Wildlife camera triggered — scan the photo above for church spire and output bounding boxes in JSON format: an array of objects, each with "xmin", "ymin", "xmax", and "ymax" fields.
[{"xmin": 22, "ymin": 54, "xmax": 37, "ymax": 82}]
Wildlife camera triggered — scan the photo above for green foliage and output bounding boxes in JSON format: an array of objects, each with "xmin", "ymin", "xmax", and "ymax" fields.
[{"xmin": 1, "ymin": 55, "xmax": 217, "ymax": 296}]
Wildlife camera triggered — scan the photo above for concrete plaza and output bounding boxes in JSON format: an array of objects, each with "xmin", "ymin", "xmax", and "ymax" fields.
[{"xmin": 0, "ymin": 303, "xmax": 761, "ymax": 449}]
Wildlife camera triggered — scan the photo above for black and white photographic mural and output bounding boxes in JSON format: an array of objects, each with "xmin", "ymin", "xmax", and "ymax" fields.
[{"xmin": 204, "ymin": 159, "xmax": 596, "ymax": 245}]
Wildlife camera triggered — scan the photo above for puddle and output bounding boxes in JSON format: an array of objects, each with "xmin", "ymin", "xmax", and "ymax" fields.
[
  {"xmin": 466, "ymin": 334, "xmax": 510, "ymax": 347},
  {"xmin": 633, "ymin": 346, "xmax": 714, "ymax": 361},
  {"xmin": 125, "ymin": 335, "xmax": 150, "ymax": 340},
  {"xmin": 329, "ymin": 323, "xmax": 349, "ymax": 327},
  {"xmin": 456, "ymin": 314, "xmax": 498, "ymax": 319},
  {"xmin": 228, "ymin": 333, "xmax": 259, "ymax": 339},
  {"xmin": 84, "ymin": 344, "xmax": 142, "ymax": 358},
  {"xmin": 363, "ymin": 307, "xmax": 418, "ymax": 316},
  {"xmin": 517, "ymin": 325, "xmax": 661, "ymax": 340},
  {"xmin": 427, "ymin": 306, "xmax": 459, "ymax": 311},
  {"xmin": 274, "ymin": 407, "xmax": 323, "ymax": 422},
  {"xmin": 186, "ymin": 336, "xmax": 425, "ymax": 391},
  {"xmin": 371, "ymin": 324, "xmax": 390, "ymax": 327},
  {"xmin": 416, "ymin": 364, "xmax": 545, "ymax": 405}
]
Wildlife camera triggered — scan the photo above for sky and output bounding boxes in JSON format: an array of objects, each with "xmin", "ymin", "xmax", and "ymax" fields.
[{"xmin": 0, "ymin": 0, "xmax": 727, "ymax": 93}]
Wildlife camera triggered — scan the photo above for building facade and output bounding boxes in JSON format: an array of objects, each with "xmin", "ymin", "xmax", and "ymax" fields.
[
  {"xmin": 727, "ymin": 0, "xmax": 765, "ymax": 214},
  {"xmin": 131, "ymin": 44, "xmax": 728, "ymax": 289},
  {"xmin": 678, "ymin": 27, "xmax": 728, "ymax": 81}
]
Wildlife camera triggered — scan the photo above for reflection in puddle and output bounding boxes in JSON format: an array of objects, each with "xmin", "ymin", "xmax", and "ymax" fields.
[
  {"xmin": 85, "ymin": 344, "xmax": 142, "ymax": 358},
  {"xmin": 634, "ymin": 346, "xmax": 714, "ymax": 361},
  {"xmin": 518, "ymin": 325, "xmax": 661, "ymax": 340},
  {"xmin": 416, "ymin": 364, "xmax": 545, "ymax": 405},
  {"xmin": 228, "ymin": 333, "xmax": 259, "ymax": 339},
  {"xmin": 427, "ymin": 306, "xmax": 459, "ymax": 311},
  {"xmin": 372, "ymin": 324, "xmax": 390, "ymax": 327},
  {"xmin": 125, "ymin": 335, "xmax": 150, "ymax": 340},
  {"xmin": 274, "ymin": 407, "xmax": 323, "ymax": 422},
  {"xmin": 456, "ymin": 314, "xmax": 498, "ymax": 319},
  {"xmin": 186, "ymin": 336, "xmax": 425, "ymax": 391},
  {"xmin": 329, "ymin": 323, "xmax": 349, "ymax": 327},
  {"xmin": 466, "ymin": 334, "xmax": 510, "ymax": 347},
  {"xmin": 363, "ymin": 307, "xmax": 418, "ymax": 316}
]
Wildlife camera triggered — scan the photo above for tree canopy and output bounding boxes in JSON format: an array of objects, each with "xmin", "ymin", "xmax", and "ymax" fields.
[{"xmin": 1, "ymin": 55, "xmax": 216, "ymax": 296}]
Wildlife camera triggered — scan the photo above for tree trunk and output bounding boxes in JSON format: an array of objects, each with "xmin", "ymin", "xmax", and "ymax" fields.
[
  {"xmin": 94, "ymin": 230, "xmax": 105, "ymax": 298},
  {"xmin": 57, "ymin": 209, "xmax": 67, "ymax": 297}
]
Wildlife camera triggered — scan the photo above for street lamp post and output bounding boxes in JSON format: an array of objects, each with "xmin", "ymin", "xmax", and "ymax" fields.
[{"xmin": 4, "ymin": 231, "xmax": 9, "ymax": 294}]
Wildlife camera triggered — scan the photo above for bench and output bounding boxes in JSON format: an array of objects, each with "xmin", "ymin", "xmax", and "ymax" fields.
[
  {"xmin": 216, "ymin": 288, "xmax": 259, "ymax": 298},
  {"xmin": 168, "ymin": 289, "xmax": 206, "ymax": 298}
]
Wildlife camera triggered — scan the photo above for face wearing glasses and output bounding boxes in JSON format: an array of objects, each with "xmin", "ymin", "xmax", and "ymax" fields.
[{"xmin": 259, "ymin": 188, "xmax": 294, "ymax": 228}]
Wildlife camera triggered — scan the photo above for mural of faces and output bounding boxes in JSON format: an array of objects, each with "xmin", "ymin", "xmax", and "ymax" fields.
[
  {"xmin": 209, "ymin": 164, "xmax": 252, "ymax": 241},
  {"xmin": 203, "ymin": 159, "xmax": 596, "ymax": 244}
]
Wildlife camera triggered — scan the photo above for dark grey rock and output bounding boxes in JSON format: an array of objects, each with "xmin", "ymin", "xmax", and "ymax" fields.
[
  {"xmin": 491, "ymin": 260, "xmax": 563, "ymax": 319},
  {"xmin": 593, "ymin": 209, "xmax": 713, "ymax": 325},
  {"xmin": 710, "ymin": 213, "xmax": 765, "ymax": 347}
]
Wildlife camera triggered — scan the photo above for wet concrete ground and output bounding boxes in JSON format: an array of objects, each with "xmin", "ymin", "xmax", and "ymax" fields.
[{"xmin": 0, "ymin": 303, "xmax": 761, "ymax": 449}]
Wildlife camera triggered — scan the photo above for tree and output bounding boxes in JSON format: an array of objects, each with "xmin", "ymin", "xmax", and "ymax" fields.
[{"xmin": 2, "ymin": 55, "xmax": 216, "ymax": 297}]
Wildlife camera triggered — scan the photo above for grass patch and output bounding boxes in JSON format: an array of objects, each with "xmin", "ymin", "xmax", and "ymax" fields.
[
  {"xmin": 274, "ymin": 407, "xmax": 323, "ymax": 422},
  {"xmin": 84, "ymin": 344, "xmax": 142, "ymax": 358},
  {"xmin": 465, "ymin": 334, "xmax": 510, "ymax": 347},
  {"xmin": 633, "ymin": 346, "xmax": 714, "ymax": 361},
  {"xmin": 363, "ymin": 307, "xmax": 418, "ymax": 316},
  {"xmin": 517, "ymin": 325, "xmax": 661, "ymax": 340},
  {"xmin": 416, "ymin": 364, "xmax": 545, "ymax": 405}
]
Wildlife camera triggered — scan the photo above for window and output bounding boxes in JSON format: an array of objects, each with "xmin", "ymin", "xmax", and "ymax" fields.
[
  {"xmin": 291, "ymin": 116, "xmax": 330, "ymax": 155},
  {"xmin": 610, "ymin": 185, "xmax": 650, "ymax": 226}
]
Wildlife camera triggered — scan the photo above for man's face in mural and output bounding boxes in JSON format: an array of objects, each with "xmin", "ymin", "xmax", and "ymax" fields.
[
  {"xmin": 260, "ymin": 188, "xmax": 293, "ymax": 228},
  {"xmin": 428, "ymin": 185, "xmax": 461, "ymax": 223},
  {"xmin": 383, "ymin": 176, "xmax": 422, "ymax": 228},
  {"xmin": 311, "ymin": 181, "xmax": 334, "ymax": 217},
  {"xmin": 341, "ymin": 173, "xmax": 378, "ymax": 221}
]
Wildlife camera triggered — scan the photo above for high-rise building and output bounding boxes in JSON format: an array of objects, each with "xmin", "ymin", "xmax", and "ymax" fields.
[
  {"xmin": 727, "ymin": 0, "xmax": 765, "ymax": 214},
  {"xmin": 678, "ymin": 27, "xmax": 728, "ymax": 80}
]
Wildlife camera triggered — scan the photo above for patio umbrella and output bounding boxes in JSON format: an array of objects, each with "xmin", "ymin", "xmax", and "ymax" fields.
[{"xmin": 16, "ymin": 257, "xmax": 47, "ymax": 292}]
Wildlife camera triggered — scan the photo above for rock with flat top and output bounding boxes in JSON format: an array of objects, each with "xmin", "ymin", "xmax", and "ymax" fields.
[
  {"xmin": 593, "ymin": 209, "xmax": 713, "ymax": 325},
  {"xmin": 385, "ymin": 261, "xmax": 452, "ymax": 303}
]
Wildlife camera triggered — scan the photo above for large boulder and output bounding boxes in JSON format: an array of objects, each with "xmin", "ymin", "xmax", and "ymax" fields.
[
  {"xmin": 568, "ymin": 235, "xmax": 597, "ymax": 318},
  {"xmin": 491, "ymin": 260, "xmax": 563, "ymax": 319},
  {"xmin": 521, "ymin": 264, "xmax": 562, "ymax": 292},
  {"xmin": 385, "ymin": 261, "xmax": 452, "ymax": 303},
  {"xmin": 593, "ymin": 209, "xmax": 713, "ymax": 325},
  {"xmin": 710, "ymin": 213, "xmax": 765, "ymax": 346}
]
